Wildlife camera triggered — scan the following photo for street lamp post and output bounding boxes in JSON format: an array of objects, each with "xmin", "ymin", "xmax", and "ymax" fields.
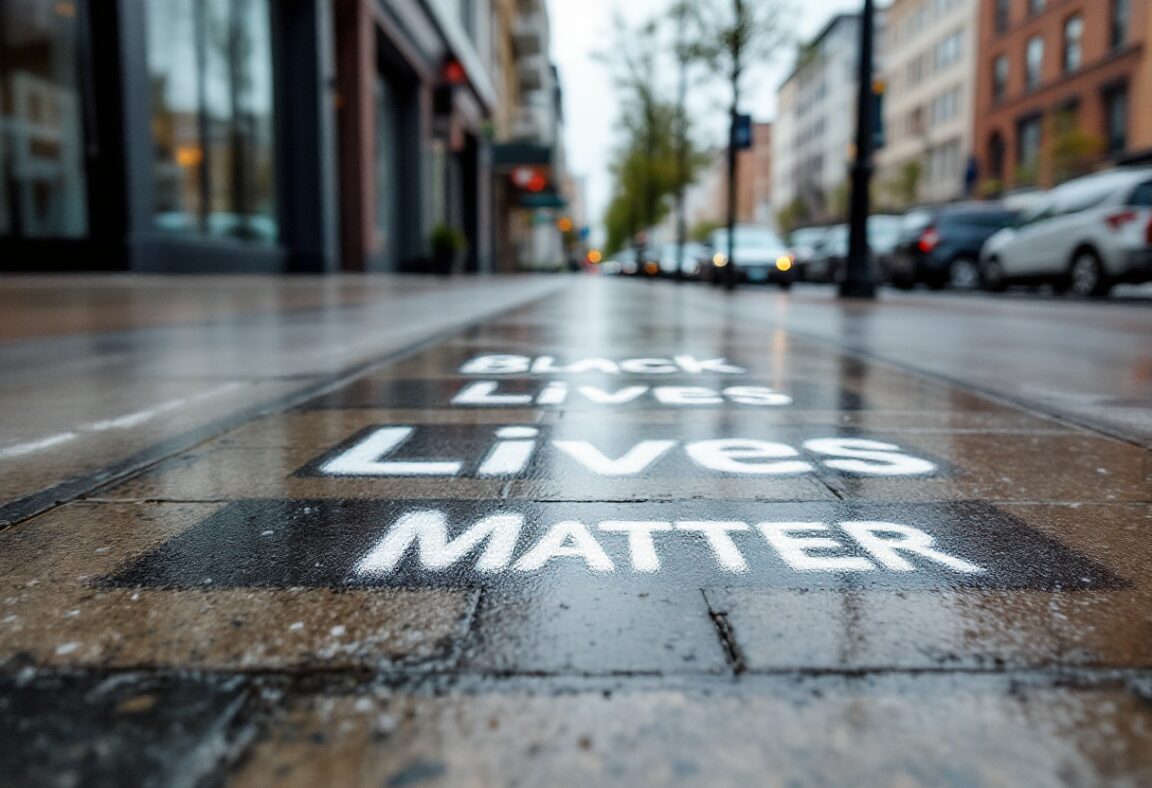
[{"xmin": 840, "ymin": 0, "xmax": 878, "ymax": 299}]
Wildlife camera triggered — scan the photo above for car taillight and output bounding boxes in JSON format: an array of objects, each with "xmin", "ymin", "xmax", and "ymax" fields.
[
  {"xmin": 917, "ymin": 227, "xmax": 940, "ymax": 253},
  {"xmin": 1106, "ymin": 210, "xmax": 1139, "ymax": 230}
]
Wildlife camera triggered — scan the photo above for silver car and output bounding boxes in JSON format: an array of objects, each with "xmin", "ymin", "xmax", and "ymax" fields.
[{"xmin": 980, "ymin": 167, "xmax": 1152, "ymax": 297}]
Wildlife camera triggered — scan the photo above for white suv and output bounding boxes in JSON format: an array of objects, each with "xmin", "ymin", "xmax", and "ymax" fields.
[{"xmin": 980, "ymin": 167, "xmax": 1152, "ymax": 296}]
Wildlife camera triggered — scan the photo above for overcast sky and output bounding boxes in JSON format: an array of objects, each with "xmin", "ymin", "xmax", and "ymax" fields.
[{"xmin": 547, "ymin": 0, "xmax": 866, "ymax": 242}]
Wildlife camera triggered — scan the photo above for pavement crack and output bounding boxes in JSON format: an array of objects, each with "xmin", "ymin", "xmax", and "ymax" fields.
[{"xmin": 702, "ymin": 590, "xmax": 747, "ymax": 676}]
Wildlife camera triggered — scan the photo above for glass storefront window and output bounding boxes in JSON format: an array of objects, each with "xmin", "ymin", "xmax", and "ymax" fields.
[
  {"xmin": 0, "ymin": 0, "xmax": 89, "ymax": 238},
  {"xmin": 148, "ymin": 0, "xmax": 277, "ymax": 245}
]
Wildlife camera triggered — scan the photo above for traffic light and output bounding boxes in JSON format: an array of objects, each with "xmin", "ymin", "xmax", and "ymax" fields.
[{"xmin": 872, "ymin": 80, "xmax": 886, "ymax": 150}]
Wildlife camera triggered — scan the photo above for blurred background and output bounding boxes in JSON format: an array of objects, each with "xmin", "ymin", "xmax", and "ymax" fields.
[{"xmin": 0, "ymin": 0, "xmax": 1149, "ymax": 297}]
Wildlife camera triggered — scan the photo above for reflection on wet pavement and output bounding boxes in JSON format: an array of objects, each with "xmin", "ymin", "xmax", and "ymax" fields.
[{"xmin": 2, "ymin": 278, "xmax": 1151, "ymax": 784}]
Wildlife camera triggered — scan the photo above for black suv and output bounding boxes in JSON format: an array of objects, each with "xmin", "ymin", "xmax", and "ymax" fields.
[{"xmin": 888, "ymin": 204, "xmax": 1017, "ymax": 290}]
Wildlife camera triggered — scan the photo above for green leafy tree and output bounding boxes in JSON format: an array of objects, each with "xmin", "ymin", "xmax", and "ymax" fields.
[
  {"xmin": 600, "ymin": 13, "xmax": 706, "ymax": 257},
  {"xmin": 679, "ymin": 0, "xmax": 792, "ymax": 289}
]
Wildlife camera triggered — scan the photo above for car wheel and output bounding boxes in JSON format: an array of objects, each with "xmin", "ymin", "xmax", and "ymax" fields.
[
  {"xmin": 778, "ymin": 279, "xmax": 793, "ymax": 291},
  {"xmin": 949, "ymin": 256, "xmax": 981, "ymax": 291},
  {"xmin": 1068, "ymin": 250, "xmax": 1111, "ymax": 298},
  {"xmin": 980, "ymin": 257, "xmax": 1006, "ymax": 292}
]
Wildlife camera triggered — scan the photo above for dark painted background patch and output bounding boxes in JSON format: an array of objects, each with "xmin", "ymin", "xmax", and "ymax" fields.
[
  {"xmin": 299, "ymin": 378, "xmax": 865, "ymax": 411},
  {"xmin": 102, "ymin": 500, "xmax": 1126, "ymax": 592}
]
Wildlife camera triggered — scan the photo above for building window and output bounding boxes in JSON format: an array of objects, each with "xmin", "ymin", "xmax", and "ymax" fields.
[
  {"xmin": 1028, "ymin": 0, "xmax": 1045, "ymax": 16},
  {"xmin": 148, "ymin": 0, "xmax": 278, "ymax": 245},
  {"xmin": 1063, "ymin": 16, "xmax": 1083, "ymax": 73},
  {"xmin": 934, "ymin": 31, "xmax": 964, "ymax": 72},
  {"xmin": 993, "ymin": 55, "xmax": 1009, "ymax": 101},
  {"xmin": 987, "ymin": 133, "xmax": 1006, "ymax": 182},
  {"xmin": 995, "ymin": 0, "xmax": 1011, "ymax": 33},
  {"xmin": 1103, "ymin": 83, "xmax": 1129, "ymax": 154},
  {"xmin": 1016, "ymin": 115, "xmax": 1042, "ymax": 182},
  {"xmin": 1025, "ymin": 36, "xmax": 1044, "ymax": 89},
  {"xmin": 1112, "ymin": 0, "xmax": 1131, "ymax": 50},
  {"xmin": 0, "ymin": 0, "xmax": 89, "ymax": 239}
]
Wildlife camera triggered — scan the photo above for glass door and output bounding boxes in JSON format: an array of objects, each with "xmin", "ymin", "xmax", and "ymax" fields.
[{"xmin": 0, "ymin": 0, "xmax": 90, "ymax": 242}]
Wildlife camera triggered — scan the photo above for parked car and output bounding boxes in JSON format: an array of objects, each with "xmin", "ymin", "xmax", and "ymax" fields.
[
  {"xmin": 705, "ymin": 226, "xmax": 795, "ymax": 288},
  {"xmin": 888, "ymin": 204, "xmax": 1017, "ymax": 290},
  {"xmin": 807, "ymin": 215, "xmax": 901, "ymax": 283},
  {"xmin": 806, "ymin": 224, "xmax": 848, "ymax": 283},
  {"xmin": 785, "ymin": 226, "xmax": 830, "ymax": 281},
  {"xmin": 657, "ymin": 242, "xmax": 710, "ymax": 279},
  {"xmin": 980, "ymin": 167, "xmax": 1152, "ymax": 297}
]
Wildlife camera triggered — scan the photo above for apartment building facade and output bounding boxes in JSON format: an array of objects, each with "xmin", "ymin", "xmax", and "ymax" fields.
[
  {"xmin": 878, "ymin": 0, "xmax": 979, "ymax": 207},
  {"xmin": 773, "ymin": 14, "xmax": 883, "ymax": 224},
  {"xmin": 973, "ymin": 0, "xmax": 1152, "ymax": 193}
]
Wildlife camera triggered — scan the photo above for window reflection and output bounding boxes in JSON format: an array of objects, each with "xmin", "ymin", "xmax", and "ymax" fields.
[
  {"xmin": 149, "ymin": 0, "xmax": 277, "ymax": 245},
  {"xmin": 0, "ymin": 0, "xmax": 89, "ymax": 238}
]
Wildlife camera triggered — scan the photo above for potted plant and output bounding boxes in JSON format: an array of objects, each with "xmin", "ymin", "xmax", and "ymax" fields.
[{"xmin": 429, "ymin": 224, "xmax": 467, "ymax": 275}]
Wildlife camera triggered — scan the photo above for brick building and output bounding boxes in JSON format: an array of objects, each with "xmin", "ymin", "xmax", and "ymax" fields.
[{"xmin": 974, "ymin": 0, "xmax": 1152, "ymax": 194}]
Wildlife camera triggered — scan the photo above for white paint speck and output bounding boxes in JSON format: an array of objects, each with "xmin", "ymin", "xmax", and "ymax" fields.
[
  {"xmin": 330, "ymin": 625, "xmax": 346, "ymax": 638},
  {"xmin": 55, "ymin": 642, "xmax": 80, "ymax": 656},
  {"xmin": 261, "ymin": 530, "xmax": 275, "ymax": 537},
  {"xmin": 289, "ymin": 622, "xmax": 304, "ymax": 631}
]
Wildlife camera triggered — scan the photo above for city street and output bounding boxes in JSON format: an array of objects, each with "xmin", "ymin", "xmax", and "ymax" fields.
[{"xmin": 2, "ymin": 275, "xmax": 1150, "ymax": 785}]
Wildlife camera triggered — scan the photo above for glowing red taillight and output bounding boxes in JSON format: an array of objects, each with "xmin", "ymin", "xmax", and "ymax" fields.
[
  {"xmin": 917, "ymin": 227, "xmax": 940, "ymax": 253},
  {"xmin": 1106, "ymin": 210, "xmax": 1139, "ymax": 230}
]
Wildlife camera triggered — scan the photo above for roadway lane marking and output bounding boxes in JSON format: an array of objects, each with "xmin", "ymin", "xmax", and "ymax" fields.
[{"xmin": 0, "ymin": 384, "xmax": 245, "ymax": 462}]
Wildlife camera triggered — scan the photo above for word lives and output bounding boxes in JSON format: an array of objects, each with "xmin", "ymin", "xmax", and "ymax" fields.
[
  {"xmin": 301, "ymin": 425, "xmax": 939, "ymax": 479},
  {"xmin": 452, "ymin": 353, "xmax": 795, "ymax": 410}
]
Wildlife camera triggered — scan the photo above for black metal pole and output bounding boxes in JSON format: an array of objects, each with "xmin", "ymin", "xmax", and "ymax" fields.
[
  {"xmin": 840, "ymin": 0, "xmax": 877, "ymax": 299},
  {"xmin": 674, "ymin": 6, "xmax": 688, "ymax": 283}
]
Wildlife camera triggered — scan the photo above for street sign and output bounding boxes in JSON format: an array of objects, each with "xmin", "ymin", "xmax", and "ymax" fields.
[{"xmin": 733, "ymin": 113, "xmax": 754, "ymax": 150}]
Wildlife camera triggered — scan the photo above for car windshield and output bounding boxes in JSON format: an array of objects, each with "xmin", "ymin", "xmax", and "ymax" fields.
[
  {"xmin": 734, "ymin": 228, "xmax": 784, "ymax": 247},
  {"xmin": 789, "ymin": 228, "xmax": 826, "ymax": 246},
  {"xmin": 868, "ymin": 216, "xmax": 902, "ymax": 245},
  {"xmin": 711, "ymin": 228, "xmax": 784, "ymax": 249}
]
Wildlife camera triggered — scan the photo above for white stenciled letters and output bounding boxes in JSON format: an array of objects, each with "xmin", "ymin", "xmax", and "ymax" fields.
[
  {"xmin": 841, "ymin": 522, "xmax": 985, "ymax": 573},
  {"xmin": 675, "ymin": 521, "xmax": 751, "ymax": 572},
  {"xmin": 653, "ymin": 387, "xmax": 724, "ymax": 406},
  {"xmin": 618, "ymin": 358, "xmax": 679, "ymax": 374},
  {"xmin": 459, "ymin": 355, "xmax": 530, "ymax": 374},
  {"xmin": 804, "ymin": 438, "xmax": 937, "ymax": 476},
  {"xmin": 513, "ymin": 521, "xmax": 615, "ymax": 572},
  {"xmin": 598, "ymin": 521, "xmax": 672, "ymax": 572},
  {"xmin": 552, "ymin": 440, "xmax": 677, "ymax": 476},
  {"xmin": 577, "ymin": 386, "xmax": 650, "ymax": 404},
  {"xmin": 354, "ymin": 510, "xmax": 522, "ymax": 576},
  {"xmin": 723, "ymin": 386, "xmax": 794, "ymax": 407},
  {"xmin": 477, "ymin": 427, "xmax": 540, "ymax": 476},
  {"xmin": 757, "ymin": 522, "xmax": 875, "ymax": 572},
  {"xmin": 686, "ymin": 439, "xmax": 813, "ymax": 475},
  {"xmin": 320, "ymin": 427, "xmax": 463, "ymax": 476},
  {"xmin": 451, "ymin": 382, "xmax": 533, "ymax": 406},
  {"xmin": 674, "ymin": 356, "xmax": 746, "ymax": 374}
]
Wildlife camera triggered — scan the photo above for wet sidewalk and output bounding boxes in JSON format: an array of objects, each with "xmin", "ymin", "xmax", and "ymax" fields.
[{"xmin": 1, "ymin": 277, "xmax": 1150, "ymax": 786}]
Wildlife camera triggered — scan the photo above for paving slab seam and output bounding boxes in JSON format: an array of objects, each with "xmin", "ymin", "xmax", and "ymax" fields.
[
  {"xmin": 775, "ymin": 320, "xmax": 1151, "ymax": 451},
  {"xmin": 9, "ymin": 666, "xmax": 1152, "ymax": 696},
  {"xmin": 0, "ymin": 287, "xmax": 566, "ymax": 530}
]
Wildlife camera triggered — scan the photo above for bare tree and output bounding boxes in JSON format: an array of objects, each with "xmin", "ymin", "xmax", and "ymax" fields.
[{"xmin": 680, "ymin": 0, "xmax": 791, "ymax": 290}]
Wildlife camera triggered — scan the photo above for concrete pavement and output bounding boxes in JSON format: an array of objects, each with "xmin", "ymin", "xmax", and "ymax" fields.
[{"xmin": 1, "ymin": 276, "xmax": 1150, "ymax": 786}]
